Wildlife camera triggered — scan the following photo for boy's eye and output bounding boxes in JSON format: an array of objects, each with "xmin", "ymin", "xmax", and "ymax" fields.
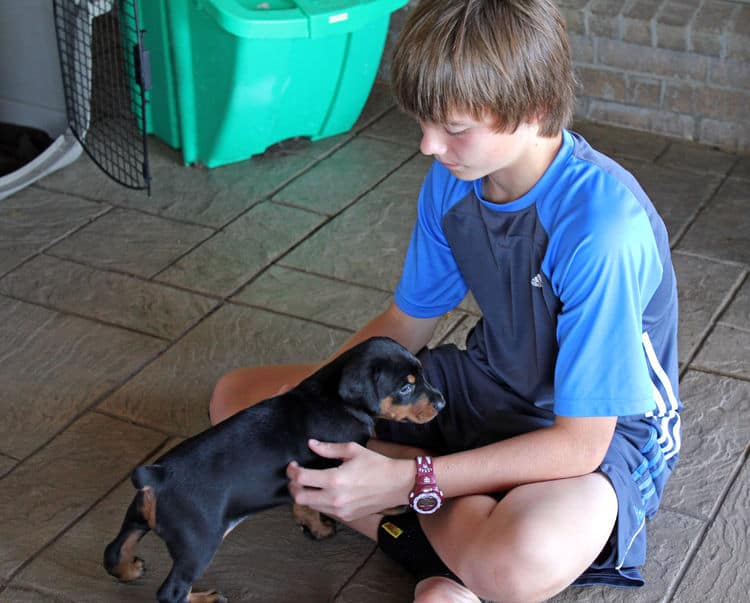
[
  {"xmin": 398, "ymin": 383, "xmax": 415, "ymax": 396},
  {"xmin": 446, "ymin": 128, "xmax": 467, "ymax": 137}
]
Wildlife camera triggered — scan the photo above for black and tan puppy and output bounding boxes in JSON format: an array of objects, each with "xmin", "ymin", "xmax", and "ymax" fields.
[{"xmin": 103, "ymin": 337, "xmax": 445, "ymax": 603}]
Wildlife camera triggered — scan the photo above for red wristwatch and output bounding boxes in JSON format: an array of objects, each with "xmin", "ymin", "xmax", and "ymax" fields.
[{"xmin": 409, "ymin": 455, "xmax": 444, "ymax": 514}]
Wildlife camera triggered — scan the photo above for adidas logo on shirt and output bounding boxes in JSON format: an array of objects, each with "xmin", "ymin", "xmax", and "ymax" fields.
[{"xmin": 531, "ymin": 273, "xmax": 543, "ymax": 288}]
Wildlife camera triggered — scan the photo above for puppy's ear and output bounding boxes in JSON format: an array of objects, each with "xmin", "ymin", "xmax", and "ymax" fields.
[{"xmin": 338, "ymin": 360, "xmax": 380, "ymax": 407}]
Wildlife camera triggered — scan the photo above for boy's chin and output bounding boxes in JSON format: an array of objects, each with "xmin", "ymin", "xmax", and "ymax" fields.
[
  {"xmin": 450, "ymin": 168, "xmax": 484, "ymax": 183},
  {"xmin": 443, "ymin": 164, "xmax": 477, "ymax": 181}
]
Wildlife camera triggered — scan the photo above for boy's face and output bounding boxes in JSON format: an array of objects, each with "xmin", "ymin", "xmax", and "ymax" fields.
[{"xmin": 418, "ymin": 111, "xmax": 540, "ymax": 183}]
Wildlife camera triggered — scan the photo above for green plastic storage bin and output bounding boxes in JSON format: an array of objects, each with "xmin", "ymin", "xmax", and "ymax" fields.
[{"xmin": 140, "ymin": 0, "xmax": 406, "ymax": 168}]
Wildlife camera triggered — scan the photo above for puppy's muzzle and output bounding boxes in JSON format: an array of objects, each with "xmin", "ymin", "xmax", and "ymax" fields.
[{"xmin": 379, "ymin": 386, "xmax": 445, "ymax": 424}]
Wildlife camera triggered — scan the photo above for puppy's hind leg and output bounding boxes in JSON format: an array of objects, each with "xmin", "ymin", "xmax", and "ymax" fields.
[
  {"xmin": 157, "ymin": 528, "xmax": 225, "ymax": 603},
  {"xmin": 103, "ymin": 491, "xmax": 152, "ymax": 582}
]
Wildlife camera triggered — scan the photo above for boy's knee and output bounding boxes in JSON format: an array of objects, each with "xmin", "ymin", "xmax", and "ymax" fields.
[
  {"xmin": 207, "ymin": 395, "xmax": 223, "ymax": 427},
  {"xmin": 456, "ymin": 523, "xmax": 564, "ymax": 603},
  {"xmin": 208, "ymin": 372, "xmax": 237, "ymax": 425},
  {"xmin": 459, "ymin": 555, "xmax": 545, "ymax": 603}
]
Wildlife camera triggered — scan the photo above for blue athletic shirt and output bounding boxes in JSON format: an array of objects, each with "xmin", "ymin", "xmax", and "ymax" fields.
[{"xmin": 395, "ymin": 130, "xmax": 682, "ymax": 435}]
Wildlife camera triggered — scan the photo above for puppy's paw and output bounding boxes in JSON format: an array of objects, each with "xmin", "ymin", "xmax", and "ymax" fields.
[
  {"xmin": 188, "ymin": 589, "xmax": 227, "ymax": 602},
  {"xmin": 109, "ymin": 555, "xmax": 145, "ymax": 582},
  {"xmin": 292, "ymin": 504, "xmax": 337, "ymax": 540}
]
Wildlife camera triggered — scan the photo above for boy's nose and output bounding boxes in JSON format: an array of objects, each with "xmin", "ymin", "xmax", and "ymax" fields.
[{"xmin": 419, "ymin": 127, "xmax": 447, "ymax": 157}]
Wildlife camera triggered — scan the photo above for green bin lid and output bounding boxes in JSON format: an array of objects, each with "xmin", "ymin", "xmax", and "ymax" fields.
[{"xmin": 204, "ymin": 0, "xmax": 408, "ymax": 39}]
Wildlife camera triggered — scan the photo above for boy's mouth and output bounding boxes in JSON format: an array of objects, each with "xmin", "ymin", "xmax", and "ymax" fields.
[{"xmin": 440, "ymin": 160, "xmax": 462, "ymax": 170}]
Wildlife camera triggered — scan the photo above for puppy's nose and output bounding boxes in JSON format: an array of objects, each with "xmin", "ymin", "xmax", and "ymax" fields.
[{"xmin": 432, "ymin": 396, "xmax": 446, "ymax": 412}]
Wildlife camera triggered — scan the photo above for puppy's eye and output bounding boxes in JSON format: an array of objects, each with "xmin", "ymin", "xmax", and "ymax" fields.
[{"xmin": 398, "ymin": 383, "xmax": 415, "ymax": 396}]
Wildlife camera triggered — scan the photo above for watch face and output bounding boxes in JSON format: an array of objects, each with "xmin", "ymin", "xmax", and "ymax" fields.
[{"xmin": 414, "ymin": 493, "xmax": 440, "ymax": 514}]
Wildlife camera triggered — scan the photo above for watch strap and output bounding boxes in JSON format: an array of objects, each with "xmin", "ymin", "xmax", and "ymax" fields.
[{"xmin": 409, "ymin": 455, "xmax": 444, "ymax": 514}]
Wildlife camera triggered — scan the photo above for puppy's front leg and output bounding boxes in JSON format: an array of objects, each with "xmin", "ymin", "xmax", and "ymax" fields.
[{"xmin": 292, "ymin": 503, "xmax": 337, "ymax": 540}]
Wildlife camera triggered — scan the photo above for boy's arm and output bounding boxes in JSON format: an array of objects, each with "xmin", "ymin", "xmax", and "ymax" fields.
[
  {"xmin": 288, "ymin": 415, "xmax": 617, "ymax": 522},
  {"xmin": 432, "ymin": 415, "xmax": 617, "ymax": 496}
]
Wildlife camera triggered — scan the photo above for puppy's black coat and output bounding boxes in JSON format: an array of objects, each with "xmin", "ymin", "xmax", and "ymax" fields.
[{"xmin": 103, "ymin": 337, "xmax": 445, "ymax": 603}]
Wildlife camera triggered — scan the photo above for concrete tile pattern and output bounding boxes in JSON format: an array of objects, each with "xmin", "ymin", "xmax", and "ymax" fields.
[
  {"xmin": 0, "ymin": 82, "xmax": 748, "ymax": 603},
  {"xmin": 0, "ymin": 413, "xmax": 166, "ymax": 582},
  {"xmin": 676, "ymin": 177, "xmax": 750, "ymax": 265},
  {"xmin": 0, "ymin": 455, "xmax": 15, "ymax": 479},
  {"xmin": 671, "ymin": 252, "xmax": 745, "ymax": 366},
  {"xmin": 0, "ymin": 298, "xmax": 165, "ymax": 459},
  {"xmin": 157, "ymin": 202, "xmax": 326, "ymax": 297},
  {"xmin": 271, "ymin": 136, "xmax": 415, "ymax": 215},
  {"xmin": 660, "ymin": 371, "xmax": 750, "ymax": 520},
  {"xmin": 671, "ymin": 460, "xmax": 750, "ymax": 602},
  {"xmin": 100, "ymin": 305, "xmax": 349, "ymax": 436},
  {"xmin": 0, "ymin": 188, "xmax": 107, "ymax": 276},
  {"xmin": 0, "ymin": 255, "xmax": 218, "ymax": 340},
  {"xmin": 48, "ymin": 208, "xmax": 215, "ymax": 278}
]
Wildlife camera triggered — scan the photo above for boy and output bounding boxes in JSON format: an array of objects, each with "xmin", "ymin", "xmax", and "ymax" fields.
[{"xmin": 210, "ymin": 1, "xmax": 682, "ymax": 601}]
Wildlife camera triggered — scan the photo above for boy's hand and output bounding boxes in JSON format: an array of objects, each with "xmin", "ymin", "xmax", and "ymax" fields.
[{"xmin": 286, "ymin": 440, "xmax": 414, "ymax": 522}]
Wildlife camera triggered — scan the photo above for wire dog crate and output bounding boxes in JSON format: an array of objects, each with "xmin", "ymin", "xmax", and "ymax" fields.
[{"xmin": 53, "ymin": 0, "xmax": 152, "ymax": 193}]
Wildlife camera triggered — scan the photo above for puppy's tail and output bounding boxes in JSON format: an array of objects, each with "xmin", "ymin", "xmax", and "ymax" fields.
[{"xmin": 131, "ymin": 464, "xmax": 166, "ymax": 490}]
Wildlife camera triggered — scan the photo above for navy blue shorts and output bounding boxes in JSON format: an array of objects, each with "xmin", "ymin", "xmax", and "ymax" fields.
[{"xmin": 375, "ymin": 344, "xmax": 678, "ymax": 588}]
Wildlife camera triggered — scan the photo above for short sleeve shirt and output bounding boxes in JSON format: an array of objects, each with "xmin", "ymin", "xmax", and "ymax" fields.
[{"xmin": 394, "ymin": 130, "xmax": 680, "ymax": 419}]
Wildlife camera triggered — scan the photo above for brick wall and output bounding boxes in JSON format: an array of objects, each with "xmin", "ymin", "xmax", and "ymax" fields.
[{"xmin": 382, "ymin": 0, "xmax": 750, "ymax": 152}]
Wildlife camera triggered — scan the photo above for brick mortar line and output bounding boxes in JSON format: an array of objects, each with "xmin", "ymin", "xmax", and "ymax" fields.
[
  {"xmin": 574, "ymin": 4, "xmax": 748, "ymax": 38},
  {"xmin": 573, "ymin": 57, "xmax": 750, "ymax": 89}
]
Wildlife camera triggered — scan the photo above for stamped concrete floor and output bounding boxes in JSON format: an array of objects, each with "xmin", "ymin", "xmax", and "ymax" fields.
[{"xmin": 1, "ymin": 83, "xmax": 748, "ymax": 602}]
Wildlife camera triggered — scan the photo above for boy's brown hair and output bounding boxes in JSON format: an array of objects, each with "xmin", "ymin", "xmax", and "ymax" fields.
[{"xmin": 391, "ymin": 0, "xmax": 576, "ymax": 137}]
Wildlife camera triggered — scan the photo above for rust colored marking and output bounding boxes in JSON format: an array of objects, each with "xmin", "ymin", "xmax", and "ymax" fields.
[
  {"xmin": 111, "ymin": 529, "xmax": 146, "ymax": 582},
  {"xmin": 139, "ymin": 486, "xmax": 157, "ymax": 530},
  {"xmin": 293, "ymin": 503, "xmax": 336, "ymax": 540},
  {"xmin": 407, "ymin": 374, "xmax": 416, "ymax": 384},
  {"xmin": 379, "ymin": 394, "xmax": 438, "ymax": 423}
]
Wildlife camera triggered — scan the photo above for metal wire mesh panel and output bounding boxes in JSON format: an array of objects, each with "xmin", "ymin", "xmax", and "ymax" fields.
[{"xmin": 53, "ymin": 0, "xmax": 151, "ymax": 192}]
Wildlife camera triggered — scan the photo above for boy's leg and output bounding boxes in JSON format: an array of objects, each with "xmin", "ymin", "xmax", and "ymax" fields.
[
  {"xmin": 421, "ymin": 472, "xmax": 617, "ymax": 603},
  {"xmin": 346, "ymin": 471, "xmax": 615, "ymax": 603},
  {"xmin": 209, "ymin": 363, "xmax": 317, "ymax": 424}
]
